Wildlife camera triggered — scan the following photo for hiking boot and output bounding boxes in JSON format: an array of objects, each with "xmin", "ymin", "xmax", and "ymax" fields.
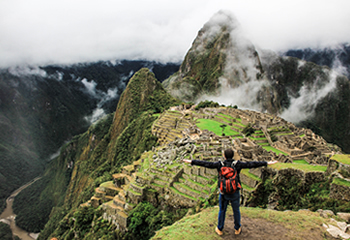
[
  {"xmin": 215, "ymin": 227, "xmax": 223, "ymax": 236},
  {"xmin": 235, "ymin": 227, "xmax": 242, "ymax": 235}
]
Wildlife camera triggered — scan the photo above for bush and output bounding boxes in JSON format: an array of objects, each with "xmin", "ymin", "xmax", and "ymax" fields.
[
  {"xmin": 0, "ymin": 223, "xmax": 13, "ymax": 240},
  {"xmin": 128, "ymin": 202, "xmax": 187, "ymax": 240},
  {"xmin": 195, "ymin": 100, "xmax": 220, "ymax": 110}
]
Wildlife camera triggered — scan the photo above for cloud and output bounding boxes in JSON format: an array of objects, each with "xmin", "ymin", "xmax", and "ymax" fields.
[
  {"xmin": 85, "ymin": 108, "xmax": 106, "ymax": 124},
  {"xmin": 0, "ymin": 0, "xmax": 350, "ymax": 68},
  {"xmin": 280, "ymin": 60, "xmax": 345, "ymax": 123},
  {"xmin": 200, "ymin": 79, "xmax": 270, "ymax": 111},
  {"xmin": 8, "ymin": 66, "xmax": 47, "ymax": 77}
]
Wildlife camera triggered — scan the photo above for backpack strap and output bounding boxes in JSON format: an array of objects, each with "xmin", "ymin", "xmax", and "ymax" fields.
[{"xmin": 231, "ymin": 160, "xmax": 237, "ymax": 167}]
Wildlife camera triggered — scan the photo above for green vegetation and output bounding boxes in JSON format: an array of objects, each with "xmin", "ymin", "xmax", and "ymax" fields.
[
  {"xmin": 127, "ymin": 202, "xmax": 187, "ymax": 240},
  {"xmin": 47, "ymin": 206, "xmax": 120, "ymax": 240},
  {"xmin": 262, "ymin": 146, "xmax": 288, "ymax": 156},
  {"xmin": 13, "ymin": 113, "xmax": 114, "ymax": 233},
  {"xmin": 332, "ymin": 178, "xmax": 350, "ymax": 187},
  {"xmin": 217, "ymin": 112, "xmax": 233, "ymax": 119},
  {"xmin": 270, "ymin": 163, "xmax": 327, "ymax": 172},
  {"xmin": 0, "ymin": 223, "xmax": 13, "ymax": 240},
  {"xmin": 293, "ymin": 159, "xmax": 309, "ymax": 164},
  {"xmin": 152, "ymin": 206, "xmax": 331, "ymax": 240},
  {"xmin": 11, "ymin": 62, "xmax": 349, "ymax": 239},
  {"xmin": 15, "ymin": 68, "xmax": 181, "ymax": 238},
  {"xmin": 194, "ymin": 100, "xmax": 220, "ymax": 110},
  {"xmin": 196, "ymin": 119, "xmax": 240, "ymax": 136},
  {"xmin": 241, "ymin": 169, "xmax": 261, "ymax": 181},
  {"xmin": 241, "ymin": 183, "xmax": 255, "ymax": 191},
  {"xmin": 331, "ymin": 154, "xmax": 350, "ymax": 165}
]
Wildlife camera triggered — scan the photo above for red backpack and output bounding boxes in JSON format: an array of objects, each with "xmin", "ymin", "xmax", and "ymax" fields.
[{"xmin": 218, "ymin": 161, "xmax": 241, "ymax": 194}]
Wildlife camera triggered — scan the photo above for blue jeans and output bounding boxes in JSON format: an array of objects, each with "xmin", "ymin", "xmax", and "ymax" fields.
[{"xmin": 217, "ymin": 190, "xmax": 241, "ymax": 231}]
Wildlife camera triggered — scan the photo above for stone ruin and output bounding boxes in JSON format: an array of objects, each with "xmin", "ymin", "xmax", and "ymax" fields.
[{"xmin": 79, "ymin": 106, "xmax": 350, "ymax": 232}]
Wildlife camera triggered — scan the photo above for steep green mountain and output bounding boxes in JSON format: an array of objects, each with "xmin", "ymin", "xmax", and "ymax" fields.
[
  {"xmin": 163, "ymin": 12, "xmax": 265, "ymax": 104},
  {"xmin": 0, "ymin": 61, "xmax": 179, "ymax": 214},
  {"xmin": 163, "ymin": 11, "xmax": 350, "ymax": 153},
  {"xmin": 12, "ymin": 68, "xmax": 181, "ymax": 237}
]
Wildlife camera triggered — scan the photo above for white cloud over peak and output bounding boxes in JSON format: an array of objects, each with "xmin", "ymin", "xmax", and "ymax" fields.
[{"xmin": 1, "ymin": 0, "xmax": 350, "ymax": 68}]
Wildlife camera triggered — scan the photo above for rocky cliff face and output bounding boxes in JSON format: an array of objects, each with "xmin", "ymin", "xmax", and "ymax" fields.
[{"xmin": 163, "ymin": 11, "xmax": 350, "ymax": 153}]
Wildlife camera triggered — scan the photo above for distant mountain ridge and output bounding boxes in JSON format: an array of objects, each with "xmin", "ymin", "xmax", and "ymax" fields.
[
  {"xmin": 0, "ymin": 60, "xmax": 179, "ymax": 213},
  {"xmin": 284, "ymin": 43, "xmax": 350, "ymax": 79}
]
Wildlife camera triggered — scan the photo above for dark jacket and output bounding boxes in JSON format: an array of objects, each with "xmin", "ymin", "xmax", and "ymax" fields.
[{"xmin": 191, "ymin": 159, "xmax": 267, "ymax": 187}]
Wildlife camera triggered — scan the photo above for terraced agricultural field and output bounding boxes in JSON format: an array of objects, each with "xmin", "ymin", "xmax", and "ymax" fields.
[
  {"xmin": 269, "ymin": 162, "xmax": 327, "ymax": 172},
  {"xmin": 263, "ymin": 146, "xmax": 288, "ymax": 156},
  {"xmin": 196, "ymin": 118, "xmax": 240, "ymax": 136}
]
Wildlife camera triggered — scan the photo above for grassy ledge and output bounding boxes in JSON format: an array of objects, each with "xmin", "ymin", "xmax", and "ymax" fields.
[
  {"xmin": 151, "ymin": 206, "xmax": 332, "ymax": 240},
  {"xmin": 331, "ymin": 154, "xmax": 350, "ymax": 165},
  {"xmin": 270, "ymin": 163, "xmax": 327, "ymax": 172},
  {"xmin": 263, "ymin": 146, "xmax": 288, "ymax": 156},
  {"xmin": 332, "ymin": 178, "xmax": 350, "ymax": 187}
]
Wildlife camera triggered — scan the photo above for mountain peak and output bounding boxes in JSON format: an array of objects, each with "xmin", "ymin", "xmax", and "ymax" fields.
[
  {"xmin": 163, "ymin": 11, "xmax": 264, "ymax": 102},
  {"xmin": 110, "ymin": 68, "xmax": 180, "ymax": 141}
]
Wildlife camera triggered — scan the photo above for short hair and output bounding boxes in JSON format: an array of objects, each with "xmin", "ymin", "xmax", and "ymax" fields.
[{"xmin": 224, "ymin": 149, "xmax": 234, "ymax": 159}]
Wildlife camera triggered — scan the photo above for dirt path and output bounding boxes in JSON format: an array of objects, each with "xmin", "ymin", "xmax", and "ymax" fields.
[{"xmin": 215, "ymin": 215, "xmax": 337, "ymax": 240}]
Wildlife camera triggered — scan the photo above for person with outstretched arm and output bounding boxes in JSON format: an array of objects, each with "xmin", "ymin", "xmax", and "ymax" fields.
[{"xmin": 183, "ymin": 148, "xmax": 278, "ymax": 236}]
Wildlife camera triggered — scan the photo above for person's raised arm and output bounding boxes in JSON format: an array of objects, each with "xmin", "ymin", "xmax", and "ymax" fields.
[
  {"xmin": 182, "ymin": 159, "xmax": 192, "ymax": 164},
  {"xmin": 183, "ymin": 159, "xmax": 221, "ymax": 169},
  {"xmin": 239, "ymin": 160, "xmax": 278, "ymax": 169}
]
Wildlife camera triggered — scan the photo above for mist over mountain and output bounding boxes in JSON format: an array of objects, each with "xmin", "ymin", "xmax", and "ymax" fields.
[
  {"xmin": 284, "ymin": 44, "xmax": 350, "ymax": 79},
  {"xmin": 163, "ymin": 10, "xmax": 350, "ymax": 153},
  {"xmin": 0, "ymin": 60, "xmax": 179, "ymax": 213}
]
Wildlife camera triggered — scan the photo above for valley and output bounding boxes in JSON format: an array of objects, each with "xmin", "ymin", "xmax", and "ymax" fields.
[
  {"xmin": 0, "ymin": 177, "xmax": 41, "ymax": 240},
  {"xmin": 1, "ymin": 10, "xmax": 350, "ymax": 240}
]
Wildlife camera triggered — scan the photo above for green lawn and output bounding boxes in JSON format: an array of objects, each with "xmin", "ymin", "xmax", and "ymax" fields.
[
  {"xmin": 249, "ymin": 137, "xmax": 267, "ymax": 141},
  {"xmin": 270, "ymin": 163, "xmax": 327, "ymax": 172},
  {"xmin": 257, "ymin": 142, "xmax": 270, "ymax": 146},
  {"xmin": 331, "ymin": 154, "xmax": 350, "ymax": 165},
  {"xmin": 241, "ymin": 169, "xmax": 261, "ymax": 181},
  {"xmin": 233, "ymin": 122, "xmax": 246, "ymax": 127},
  {"xmin": 275, "ymin": 132, "xmax": 294, "ymax": 136},
  {"xmin": 215, "ymin": 115, "xmax": 231, "ymax": 123},
  {"xmin": 217, "ymin": 113, "xmax": 233, "ymax": 119},
  {"xmin": 262, "ymin": 146, "xmax": 288, "ymax": 156},
  {"xmin": 293, "ymin": 159, "xmax": 309, "ymax": 164},
  {"xmin": 196, "ymin": 118, "xmax": 240, "ymax": 136},
  {"xmin": 332, "ymin": 178, "xmax": 350, "ymax": 187}
]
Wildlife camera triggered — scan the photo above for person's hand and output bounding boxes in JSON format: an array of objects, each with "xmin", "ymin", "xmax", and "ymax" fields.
[
  {"xmin": 268, "ymin": 160, "xmax": 278, "ymax": 165},
  {"xmin": 183, "ymin": 159, "xmax": 192, "ymax": 164}
]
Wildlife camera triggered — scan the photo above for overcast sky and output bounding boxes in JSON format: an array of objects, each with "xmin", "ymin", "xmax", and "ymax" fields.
[{"xmin": 1, "ymin": 0, "xmax": 350, "ymax": 68}]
